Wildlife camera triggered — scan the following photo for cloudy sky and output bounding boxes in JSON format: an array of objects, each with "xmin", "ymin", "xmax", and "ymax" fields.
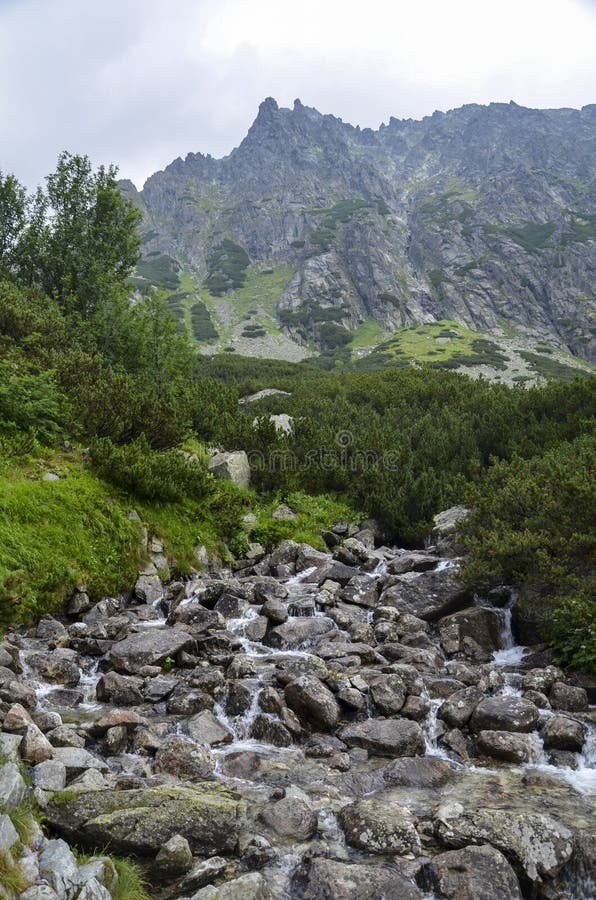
[{"xmin": 1, "ymin": 0, "xmax": 595, "ymax": 190}]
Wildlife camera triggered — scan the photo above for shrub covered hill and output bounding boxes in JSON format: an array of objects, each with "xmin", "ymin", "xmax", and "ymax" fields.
[
  {"xmin": 0, "ymin": 151, "xmax": 594, "ymax": 676},
  {"xmin": 123, "ymin": 98, "xmax": 596, "ymax": 369}
]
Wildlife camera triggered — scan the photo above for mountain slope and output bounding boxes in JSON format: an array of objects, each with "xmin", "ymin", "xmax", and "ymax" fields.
[{"xmin": 121, "ymin": 98, "xmax": 596, "ymax": 362}]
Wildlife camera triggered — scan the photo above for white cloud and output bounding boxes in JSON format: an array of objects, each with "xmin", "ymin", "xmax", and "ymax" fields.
[{"xmin": 0, "ymin": 0, "xmax": 594, "ymax": 189}]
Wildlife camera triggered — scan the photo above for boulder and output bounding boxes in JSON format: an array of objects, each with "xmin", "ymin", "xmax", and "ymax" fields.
[
  {"xmin": 0, "ymin": 762, "xmax": 27, "ymax": 808},
  {"xmin": 338, "ymin": 797, "xmax": 421, "ymax": 855},
  {"xmin": 367, "ymin": 673, "xmax": 407, "ymax": 715},
  {"xmin": 437, "ymin": 687, "xmax": 485, "ymax": 729},
  {"xmin": 38, "ymin": 839, "xmax": 80, "ymax": 898},
  {"xmin": 154, "ymin": 834, "xmax": 193, "ymax": 876},
  {"xmin": 284, "ymin": 675, "xmax": 339, "ymax": 731},
  {"xmin": 44, "ymin": 784, "xmax": 245, "ymax": 856},
  {"xmin": 469, "ymin": 697, "xmax": 539, "ymax": 734},
  {"xmin": 21, "ymin": 722, "xmax": 54, "ymax": 763},
  {"xmin": 434, "ymin": 804, "xmax": 574, "ymax": 884},
  {"xmin": 549, "ymin": 681, "xmax": 588, "ymax": 712},
  {"xmin": 303, "ymin": 858, "xmax": 422, "ymax": 900},
  {"xmin": 476, "ymin": 730, "xmax": 538, "ymax": 763},
  {"xmin": 381, "ymin": 569, "xmax": 469, "ymax": 622},
  {"xmin": 190, "ymin": 872, "xmax": 273, "ymax": 899},
  {"xmin": 109, "ymin": 629, "xmax": 194, "ymax": 673},
  {"xmin": 542, "ymin": 715, "xmax": 585, "ymax": 751},
  {"xmin": 438, "ymin": 607, "xmax": 502, "ymax": 656},
  {"xmin": 208, "ymin": 451, "xmax": 250, "ymax": 487},
  {"xmin": 187, "ymin": 710, "xmax": 233, "ymax": 746},
  {"xmin": 430, "ymin": 506, "xmax": 469, "ymax": 554},
  {"xmin": 95, "ymin": 672, "xmax": 144, "ymax": 706},
  {"xmin": 265, "ymin": 616, "xmax": 333, "ymax": 649},
  {"xmin": 35, "ymin": 759, "xmax": 67, "ymax": 791},
  {"xmin": 134, "ymin": 573, "xmax": 163, "ymax": 604},
  {"xmin": 423, "ymin": 844, "xmax": 522, "ymax": 899},
  {"xmin": 154, "ymin": 735, "xmax": 216, "ymax": 779},
  {"xmin": 339, "ymin": 718, "xmax": 425, "ymax": 757},
  {"xmin": 178, "ymin": 857, "xmax": 228, "ymax": 892},
  {"xmin": 2, "ymin": 702, "xmax": 33, "ymax": 733},
  {"xmin": 261, "ymin": 797, "xmax": 317, "ymax": 840}
]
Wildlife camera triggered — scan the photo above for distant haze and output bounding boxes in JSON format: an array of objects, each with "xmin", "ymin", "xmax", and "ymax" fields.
[{"xmin": 1, "ymin": 0, "xmax": 595, "ymax": 190}]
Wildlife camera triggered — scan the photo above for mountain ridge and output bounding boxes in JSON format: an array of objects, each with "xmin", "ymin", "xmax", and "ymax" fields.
[{"xmin": 121, "ymin": 98, "xmax": 596, "ymax": 362}]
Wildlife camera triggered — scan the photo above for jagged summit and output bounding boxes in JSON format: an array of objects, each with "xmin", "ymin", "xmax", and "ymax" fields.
[{"xmin": 125, "ymin": 98, "xmax": 596, "ymax": 362}]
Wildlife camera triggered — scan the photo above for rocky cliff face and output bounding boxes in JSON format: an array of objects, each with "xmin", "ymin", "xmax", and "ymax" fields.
[{"xmin": 124, "ymin": 98, "xmax": 596, "ymax": 360}]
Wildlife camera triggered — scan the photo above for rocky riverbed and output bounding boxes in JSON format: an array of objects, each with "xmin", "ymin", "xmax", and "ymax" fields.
[{"xmin": 0, "ymin": 511, "xmax": 594, "ymax": 899}]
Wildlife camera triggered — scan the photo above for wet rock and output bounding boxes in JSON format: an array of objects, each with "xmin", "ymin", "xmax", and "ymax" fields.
[
  {"xmin": 442, "ymin": 728, "xmax": 472, "ymax": 760},
  {"xmin": 522, "ymin": 689, "xmax": 550, "ymax": 709},
  {"xmin": 423, "ymin": 844, "xmax": 522, "ymax": 899},
  {"xmin": 220, "ymin": 751, "xmax": 261, "ymax": 779},
  {"xmin": 109, "ymin": 629, "xmax": 194, "ymax": 673},
  {"xmin": 187, "ymin": 710, "xmax": 233, "ymax": 745},
  {"xmin": 339, "ymin": 797, "xmax": 420, "ymax": 855},
  {"xmin": 438, "ymin": 686, "xmax": 485, "ymax": 729},
  {"xmin": 45, "ymin": 784, "xmax": 245, "ymax": 856},
  {"xmin": 386, "ymin": 552, "xmax": 440, "ymax": 575},
  {"xmin": 381, "ymin": 756, "xmax": 456, "ymax": 789},
  {"xmin": 260, "ymin": 597, "xmax": 288, "ymax": 624},
  {"xmin": 249, "ymin": 715, "xmax": 293, "ymax": 747},
  {"xmin": 469, "ymin": 696, "xmax": 539, "ymax": 734},
  {"xmin": 382, "ymin": 568, "xmax": 469, "ymax": 622},
  {"xmin": 266, "ymin": 616, "xmax": 333, "ymax": 649},
  {"xmin": 178, "ymin": 856, "xmax": 228, "ymax": 891},
  {"xmin": 154, "ymin": 833, "xmax": 193, "ymax": 876},
  {"xmin": 476, "ymin": 730, "xmax": 538, "ymax": 763},
  {"xmin": 318, "ymin": 561, "xmax": 360, "ymax": 586},
  {"xmin": 438, "ymin": 606, "xmax": 502, "ymax": 656},
  {"xmin": 0, "ymin": 762, "xmax": 27, "ymax": 808},
  {"xmin": 521, "ymin": 666, "xmax": 561, "ymax": 695},
  {"xmin": 381, "ymin": 643, "xmax": 445, "ymax": 671},
  {"xmin": 261, "ymin": 796, "xmax": 317, "ymax": 840},
  {"xmin": 167, "ymin": 689, "xmax": 214, "ymax": 716},
  {"xmin": 339, "ymin": 717, "xmax": 425, "ymax": 757},
  {"xmin": 91, "ymin": 709, "xmax": 147, "ymax": 736},
  {"xmin": 21, "ymin": 722, "xmax": 54, "ymax": 763},
  {"xmin": 284, "ymin": 675, "xmax": 339, "ymax": 730},
  {"xmin": 340, "ymin": 575, "xmax": 379, "ymax": 608},
  {"xmin": 549, "ymin": 681, "xmax": 588, "ymax": 712},
  {"xmin": 46, "ymin": 725, "xmax": 86, "ymax": 748},
  {"xmin": 190, "ymin": 872, "xmax": 273, "ymax": 899},
  {"xmin": 96, "ymin": 671, "xmax": 144, "ymax": 705},
  {"xmin": 303, "ymin": 857, "xmax": 422, "ymax": 900},
  {"xmin": 542, "ymin": 715, "xmax": 585, "ymax": 751},
  {"xmin": 400, "ymin": 695, "xmax": 431, "ymax": 721},
  {"xmin": 434, "ymin": 804, "xmax": 574, "ymax": 884},
  {"xmin": 366, "ymin": 672, "xmax": 407, "ymax": 715},
  {"xmin": 19, "ymin": 888, "xmax": 61, "ymax": 900},
  {"xmin": 245, "ymin": 615, "xmax": 268, "ymax": 642}
]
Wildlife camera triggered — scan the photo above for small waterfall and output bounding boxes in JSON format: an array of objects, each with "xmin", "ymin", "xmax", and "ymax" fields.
[
  {"xmin": 491, "ymin": 597, "xmax": 527, "ymax": 667},
  {"xmin": 422, "ymin": 695, "xmax": 451, "ymax": 760}
]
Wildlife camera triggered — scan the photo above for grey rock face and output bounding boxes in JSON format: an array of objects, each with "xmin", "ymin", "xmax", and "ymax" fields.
[
  {"xmin": 284, "ymin": 675, "xmax": 340, "ymax": 731},
  {"xmin": 208, "ymin": 451, "xmax": 250, "ymax": 487},
  {"xmin": 125, "ymin": 101, "xmax": 596, "ymax": 362},
  {"xmin": 382, "ymin": 569, "xmax": 469, "ymax": 621}
]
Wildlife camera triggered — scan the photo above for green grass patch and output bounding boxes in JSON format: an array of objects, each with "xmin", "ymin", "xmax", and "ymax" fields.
[
  {"xmin": 113, "ymin": 857, "xmax": 150, "ymax": 900},
  {"xmin": 348, "ymin": 319, "xmax": 386, "ymax": 348},
  {"xmin": 251, "ymin": 491, "xmax": 361, "ymax": 551}
]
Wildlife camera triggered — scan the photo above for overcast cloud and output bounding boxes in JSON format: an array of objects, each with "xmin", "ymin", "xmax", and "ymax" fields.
[{"xmin": 1, "ymin": 0, "xmax": 595, "ymax": 190}]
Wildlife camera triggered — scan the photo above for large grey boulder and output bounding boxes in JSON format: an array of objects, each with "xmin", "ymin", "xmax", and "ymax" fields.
[
  {"xmin": 44, "ymin": 784, "xmax": 246, "ymax": 856},
  {"xmin": 208, "ymin": 451, "xmax": 250, "ymax": 487},
  {"xmin": 190, "ymin": 872, "xmax": 273, "ymax": 899},
  {"xmin": 438, "ymin": 606, "xmax": 503, "ymax": 656},
  {"xmin": 381, "ymin": 569, "xmax": 469, "ymax": 622},
  {"xmin": 187, "ymin": 710, "xmax": 233, "ymax": 746},
  {"xmin": 265, "ymin": 616, "xmax": 333, "ymax": 649},
  {"xmin": 284, "ymin": 675, "xmax": 339, "ymax": 731},
  {"xmin": 303, "ymin": 858, "xmax": 422, "ymax": 900},
  {"xmin": 261, "ymin": 796, "xmax": 317, "ymax": 840},
  {"xmin": 434, "ymin": 804, "xmax": 574, "ymax": 884},
  {"xmin": 0, "ymin": 813, "xmax": 19, "ymax": 852},
  {"xmin": 423, "ymin": 844, "xmax": 522, "ymax": 899},
  {"xmin": 338, "ymin": 797, "xmax": 421, "ymax": 855},
  {"xmin": 38, "ymin": 839, "xmax": 81, "ymax": 898},
  {"xmin": 542, "ymin": 715, "xmax": 585, "ymax": 751},
  {"xmin": 430, "ymin": 506, "xmax": 469, "ymax": 554},
  {"xmin": 0, "ymin": 762, "xmax": 27, "ymax": 808},
  {"xmin": 109, "ymin": 629, "xmax": 194, "ymax": 673},
  {"xmin": 154, "ymin": 735, "xmax": 216, "ymax": 779},
  {"xmin": 154, "ymin": 833, "xmax": 193, "ymax": 875},
  {"xmin": 469, "ymin": 697, "xmax": 540, "ymax": 734},
  {"xmin": 476, "ymin": 730, "xmax": 539, "ymax": 763},
  {"xmin": 339, "ymin": 718, "xmax": 425, "ymax": 757}
]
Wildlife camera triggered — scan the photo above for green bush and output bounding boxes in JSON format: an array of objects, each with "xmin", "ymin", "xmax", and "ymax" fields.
[{"xmin": 89, "ymin": 436, "xmax": 213, "ymax": 503}]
